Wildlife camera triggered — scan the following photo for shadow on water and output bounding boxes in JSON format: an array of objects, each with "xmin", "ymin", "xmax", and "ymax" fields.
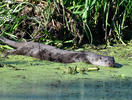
[
  {"xmin": 1, "ymin": 59, "xmax": 55, "ymax": 66},
  {"xmin": 0, "ymin": 78, "xmax": 132, "ymax": 100},
  {"xmin": 114, "ymin": 63, "xmax": 123, "ymax": 68}
]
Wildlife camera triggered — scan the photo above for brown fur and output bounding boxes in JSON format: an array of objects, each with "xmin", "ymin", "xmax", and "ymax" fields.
[{"xmin": 0, "ymin": 37, "xmax": 115, "ymax": 66}]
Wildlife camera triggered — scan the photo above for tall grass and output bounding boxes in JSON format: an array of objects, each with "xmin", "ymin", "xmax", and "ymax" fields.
[
  {"xmin": 0, "ymin": 1, "xmax": 34, "ymax": 39},
  {"xmin": 64, "ymin": 0, "xmax": 132, "ymax": 45},
  {"xmin": 0, "ymin": 0, "xmax": 132, "ymax": 46}
]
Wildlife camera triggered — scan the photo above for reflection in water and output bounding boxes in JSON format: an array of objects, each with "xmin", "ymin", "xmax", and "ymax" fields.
[
  {"xmin": 0, "ymin": 78, "xmax": 132, "ymax": 100},
  {"xmin": 80, "ymin": 80, "xmax": 84, "ymax": 100}
]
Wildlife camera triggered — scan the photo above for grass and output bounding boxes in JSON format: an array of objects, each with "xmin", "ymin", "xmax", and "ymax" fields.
[{"xmin": 0, "ymin": 0, "xmax": 132, "ymax": 46}]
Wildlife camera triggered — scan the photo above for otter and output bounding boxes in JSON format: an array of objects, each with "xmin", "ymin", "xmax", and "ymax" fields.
[{"xmin": 0, "ymin": 37, "xmax": 115, "ymax": 67}]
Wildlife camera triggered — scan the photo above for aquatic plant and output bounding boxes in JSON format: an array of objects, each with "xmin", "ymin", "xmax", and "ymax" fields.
[{"xmin": 0, "ymin": 0, "xmax": 132, "ymax": 46}]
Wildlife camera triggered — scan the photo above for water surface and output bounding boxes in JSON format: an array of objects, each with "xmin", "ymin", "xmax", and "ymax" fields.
[{"xmin": 0, "ymin": 44, "xmax": 132, "ymax": 100}]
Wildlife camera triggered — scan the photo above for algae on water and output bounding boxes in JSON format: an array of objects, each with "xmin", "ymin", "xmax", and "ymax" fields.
[{"xmin": 0, "ymin": 45, "xmax": 132, "ymax": 100}]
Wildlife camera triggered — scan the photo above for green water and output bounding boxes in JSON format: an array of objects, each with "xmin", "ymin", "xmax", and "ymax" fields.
[{"xmin": 0, "ymin": 44, "xmax": 132, "ymax": 100}]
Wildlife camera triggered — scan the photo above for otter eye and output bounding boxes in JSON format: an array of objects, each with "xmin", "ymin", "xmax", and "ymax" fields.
[
  {"xmin": 108, "ymin": 62, "xmax": 111, "ymax": 65},
  {"xmin": 99, "ymin": 57, "xmax": 102, "ymax": 60}
]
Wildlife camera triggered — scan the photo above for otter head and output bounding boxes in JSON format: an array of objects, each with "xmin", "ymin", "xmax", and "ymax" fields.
[{"xmin": 86, "ymin": 55, "xmax": 115, "ymax": 67}]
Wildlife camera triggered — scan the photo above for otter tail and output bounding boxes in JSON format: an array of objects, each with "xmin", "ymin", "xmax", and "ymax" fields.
[{"xmin": 0, "ymin": 37, "xmax": 21, "ymax": 48}]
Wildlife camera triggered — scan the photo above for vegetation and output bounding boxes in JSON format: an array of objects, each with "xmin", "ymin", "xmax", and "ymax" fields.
[{"xmin": 0, "ymin": 0, "xmax": 132, "ymax": 47}]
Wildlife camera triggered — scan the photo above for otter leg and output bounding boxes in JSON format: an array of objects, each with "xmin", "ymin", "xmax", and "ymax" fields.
[
  {"xmin": 4, "ymin": 49, "xmax": 18, "ymax": 57},
  {"xmin": 4, "ymin": 47, "xmax": 25, "ymax": 57}
]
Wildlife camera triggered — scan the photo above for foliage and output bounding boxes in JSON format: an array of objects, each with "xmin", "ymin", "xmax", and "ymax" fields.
[
  {"xmin": 64, "ymin": 0, "xmax": 132, "ymax": 45},
  {"xmin": 0, "ymin": 0, "xmax": 132, "ymax": 46}
]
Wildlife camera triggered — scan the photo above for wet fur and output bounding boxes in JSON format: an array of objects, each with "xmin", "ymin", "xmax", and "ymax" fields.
[{"xmin": 0, "ymin": 37, "xmax": 115, "ymax": 66}]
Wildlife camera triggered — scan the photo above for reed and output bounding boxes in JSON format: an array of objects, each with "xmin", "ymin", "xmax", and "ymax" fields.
[{"xmin": 0, "ymin": 0, "xmax": 131, "ymax": 45}]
